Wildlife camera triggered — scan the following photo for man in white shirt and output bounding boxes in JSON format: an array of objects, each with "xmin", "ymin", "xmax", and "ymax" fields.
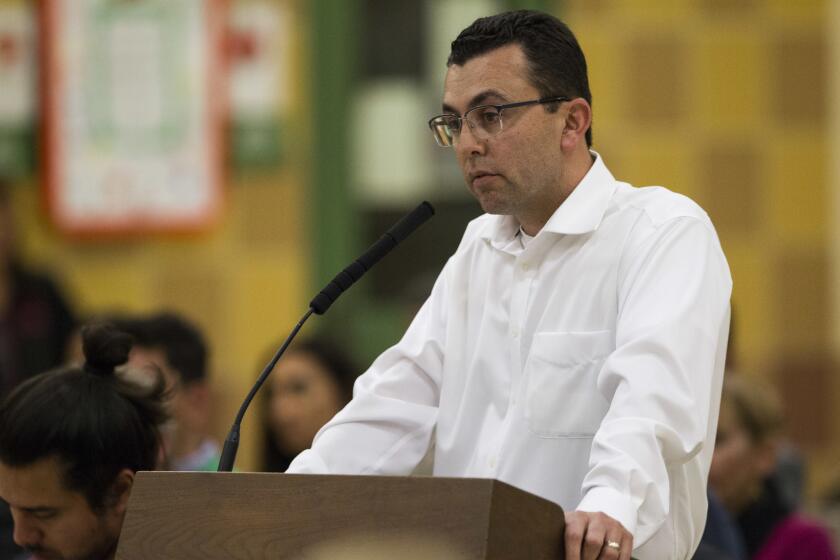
[{"xmin": 288, "ymin": 10, "xmax": 731, "ymax": 560}]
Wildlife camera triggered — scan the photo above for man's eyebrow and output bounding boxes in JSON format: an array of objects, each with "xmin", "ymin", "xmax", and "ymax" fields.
[
  {"xmin": 469, "ymin": 89, "xmax": 508, "ymax": 107},
  {"xmin": 21, "ymin": 506, "xmax": 58, "ymax": 515},
  {"xmin": 441, "ymin": 89, "xmax": 510, "ymax": 115}
]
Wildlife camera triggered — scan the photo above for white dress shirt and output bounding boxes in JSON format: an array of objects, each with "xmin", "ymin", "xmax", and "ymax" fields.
[{"xmin": 288, "ymin": 154, "xmax": 732, "ymax": 559}]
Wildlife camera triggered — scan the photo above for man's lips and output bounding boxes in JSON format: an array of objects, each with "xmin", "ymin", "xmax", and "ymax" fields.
[{"xmin": 470, "ymin": 172, "xmax": 501, "ymax": 188}]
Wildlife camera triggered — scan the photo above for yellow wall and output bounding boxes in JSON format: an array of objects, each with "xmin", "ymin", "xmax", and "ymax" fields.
[{"xmin": 563, "ymin": 0, "xmax": 835, "ymax": 494}]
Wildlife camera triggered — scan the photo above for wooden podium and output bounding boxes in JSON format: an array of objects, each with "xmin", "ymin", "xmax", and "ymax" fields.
[{"xmin": 115, "ymin": 472, "xmax": 565, "ymax": 559}]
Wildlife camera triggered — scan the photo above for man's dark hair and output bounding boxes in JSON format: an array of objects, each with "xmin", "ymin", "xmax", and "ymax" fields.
[
  {"xmin": 0, "ymin": 323, "xmax": 167, "ymax": 511},
  {"xmin": 123, "ymin": 312, "xmax": 208, "ymax": 385},
  {"xmin": 448, "ymin": 10, "xmax": 593, "ymax": 147}
]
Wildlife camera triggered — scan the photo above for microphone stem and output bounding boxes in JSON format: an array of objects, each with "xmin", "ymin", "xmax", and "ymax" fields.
[
  {"xmin": 217, "ymin": 201, "xmax": 434, "ymax": 472},
  {"xmin": 217, "ymin": 307, "xmax": 315, "ymax": 472}
]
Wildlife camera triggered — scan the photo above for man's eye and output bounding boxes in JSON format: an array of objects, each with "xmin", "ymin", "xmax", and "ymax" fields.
[
  {"xmin": 442, "ymin": 117, "xmax": 461, "ymax": 131},
  {"xmin": 481, "ymin": 111, "xmax": 500, "ymax": 124},
  {"xmin": 32, "ymin": 510, "xmax": 58, "ymax": 521},
  {"xmin": 288, "ymin": 380, "xmax": 309, "ymax": 395}
]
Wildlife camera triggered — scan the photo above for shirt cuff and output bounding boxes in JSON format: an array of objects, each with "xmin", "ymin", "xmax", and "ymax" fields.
[
  {"xmin": 576, "ymin": 486, "xmax": 638, "ymax": 538},
  {"xmin": 285, "ymin": 449, "xmax": 329, "ymax": 474}
]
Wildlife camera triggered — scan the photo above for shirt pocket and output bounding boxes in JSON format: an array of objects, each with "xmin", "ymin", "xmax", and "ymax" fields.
[{"xmin": 523, "ymin": 330, "xmax": 613, "ymax": 438}]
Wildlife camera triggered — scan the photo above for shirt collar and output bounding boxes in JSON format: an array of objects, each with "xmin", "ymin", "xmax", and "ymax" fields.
[{"xmin": 480, "ymin": 151, "xmax": 617, "ymax": 249}]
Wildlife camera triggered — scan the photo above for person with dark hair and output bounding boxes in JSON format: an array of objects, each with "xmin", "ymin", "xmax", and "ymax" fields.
[
  {"xmin": 0, "ymin": 177, "xmax": 78, "ymax": 559},
  {"xmin": 262, "ymin": 338, "xmax": 355, "ymax": 472},
  {"xmin": 0, "ymin": 180, "xmax": 76, "ymax": 397},
  {"xmin": 444, "ymin": 9, "xmax": 593, "ymax": 148},
  {"xmin": 0, "ymin": 323, "xmax": 167, "ymax": 560},
  {"xmin": 122, "ymin": 311, "xmax": 220, "ymax": 472},
  {"xmin": 287, "ymin": 10, "xmax": 731, "ymax": 559}
]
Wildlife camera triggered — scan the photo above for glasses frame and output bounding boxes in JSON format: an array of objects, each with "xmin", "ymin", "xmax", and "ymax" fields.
[{"xmin": 427, "ymin": 96, "xmax": 570, "ymax": 147}]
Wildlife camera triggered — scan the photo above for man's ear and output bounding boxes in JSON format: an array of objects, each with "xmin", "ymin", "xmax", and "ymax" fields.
[
  {"xmin": 108, "ymin": 468, "xmax": 135, "ymax": 515},
  {"xmin": 560, "ymin": 98, "xmax": 592, "ymax": 152}
]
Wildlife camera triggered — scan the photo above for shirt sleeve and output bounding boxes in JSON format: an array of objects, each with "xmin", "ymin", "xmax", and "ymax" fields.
[
  {"xmin": 286, "ymin": 263, "xmax": 450, "ymax": 476},
  {"xmin": 576, "ymin": 215, "xmax": 732, "ymax": 546}
]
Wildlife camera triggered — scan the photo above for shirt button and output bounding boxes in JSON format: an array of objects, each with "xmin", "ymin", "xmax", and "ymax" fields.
[
  {"xmin": 511, "ymin": 326, "xmax": 520, "ymax": 338},
  {"xmin": 520, "ymin": 262, "xmax": 531, "ymax": 272},
  {"xmin": 489, "ymin": 456, "xmax": 497, "ymax": 469}
]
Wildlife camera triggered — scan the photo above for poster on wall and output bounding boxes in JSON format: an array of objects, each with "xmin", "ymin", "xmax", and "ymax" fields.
[
  {"xmin": 227, "ymin": 0, "xmax": 292, "ymax": 171},
  {"xmin": 40, "ymin": 0, "xmax": 225, "ymax": 235},
  {"xmin": 0, "ymin": 3, "xmax": 36, "ymax": 180}
]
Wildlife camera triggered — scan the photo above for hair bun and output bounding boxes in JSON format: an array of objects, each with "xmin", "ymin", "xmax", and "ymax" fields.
[{"xmin": 81, "ymin": 322, "xmax": 133, "ymax": 377}]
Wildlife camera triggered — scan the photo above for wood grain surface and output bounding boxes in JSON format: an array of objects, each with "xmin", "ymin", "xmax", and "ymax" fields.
[{"xmin": 115, "ymin": 472, "xmax": 565, "ymax": 559}]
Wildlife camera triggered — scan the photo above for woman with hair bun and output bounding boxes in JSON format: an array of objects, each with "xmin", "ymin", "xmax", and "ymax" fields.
[{"xmin": 0, "ymin": 322, "xmax": 168, "ymax": 560}]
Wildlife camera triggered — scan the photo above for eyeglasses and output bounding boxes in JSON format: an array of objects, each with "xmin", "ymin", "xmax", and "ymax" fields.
[{"xmin": 428, "ymin": 96, "xmax": 569, "ymax": 147}]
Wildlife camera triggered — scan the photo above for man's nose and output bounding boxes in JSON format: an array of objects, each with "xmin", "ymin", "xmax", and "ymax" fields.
[
  {"xmin": 12, "ymin": 516, "xmax": 42, "ymax": 549},
  {"xmin": 454, "ymin": 121, "xmax": 487, "ymax": 156}
]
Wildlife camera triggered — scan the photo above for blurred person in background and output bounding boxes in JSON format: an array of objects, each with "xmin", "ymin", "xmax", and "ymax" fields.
[
  {"xmin": 709, "ymin": 376, "xmax": 835, "ymax": 559},
  {"xmin": 693, "ymin": 489, "xmax": 746, "ymax": 560},
  {"xmin": 262, "ymin": 338, "xmax": 354, "ymax": 472},
  {"xmin": 0, "ymin": 322, "xmax": 167, "ymax": 560},
  {"xmin": 63, "ymin": 312, "xmax": 133, "ymax": 368},
  {"xmin": 0, "ymin": 179, "xmax": 76, "ymax": 397},
  {"xmin": 0, "ymin": 180, "xmax": 77, "ymax": 558},
  {"xmin": 123, "ymin": 311, "xmax": 221, "ymax": 472}
]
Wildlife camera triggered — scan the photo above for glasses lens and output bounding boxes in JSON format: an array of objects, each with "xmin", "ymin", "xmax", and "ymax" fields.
[
  {"xmin": 430, "ymin": 116, "xmax": 459, "ymax": 147},
  {"xmin": 466, "ymin": 106, "xmax": 501, "ymax": 138}
]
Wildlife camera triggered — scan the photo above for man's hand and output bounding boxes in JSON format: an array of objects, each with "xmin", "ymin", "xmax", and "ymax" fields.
[{"xmin": 564, "ymin": 511, "xmax": 633, "ymax": 560}]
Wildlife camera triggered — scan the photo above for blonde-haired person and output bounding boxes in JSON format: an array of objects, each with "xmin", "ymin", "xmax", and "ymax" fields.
[{"xmin": 709, "ymin": 375, "xmax": 835, "ymax": 559}]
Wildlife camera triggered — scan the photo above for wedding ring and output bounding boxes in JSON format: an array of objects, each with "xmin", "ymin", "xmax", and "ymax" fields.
[{"xmin": 606, "ymin": 540, "xmax": 621, "ymax": 550}]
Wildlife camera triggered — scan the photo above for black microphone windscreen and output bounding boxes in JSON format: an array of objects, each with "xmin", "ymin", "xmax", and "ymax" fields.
[
  {"xmin": 387, "ymin": 201, "xmax": 435, "ymax": 243},
  {"xmin": 309, "ymin": 201, "xmax": 435, "ymax": 315}
]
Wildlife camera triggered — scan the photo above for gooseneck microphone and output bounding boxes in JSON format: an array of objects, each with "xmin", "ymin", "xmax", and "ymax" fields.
[
  {"xmin": 310, "ymin": 201, "xmax": 434, "ymax": 314},
  {"xmin": 217, "ymin": 201, "xmax": 435, "ymax": 472}
]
